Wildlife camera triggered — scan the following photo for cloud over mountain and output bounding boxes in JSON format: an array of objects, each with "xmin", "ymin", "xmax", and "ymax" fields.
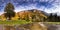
[{"xmin": 0, "ymin": 0, "xmax": 60, "ymax": 15}]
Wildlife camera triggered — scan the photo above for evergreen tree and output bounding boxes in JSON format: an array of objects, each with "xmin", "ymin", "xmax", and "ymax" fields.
[
  {"xmin": 54, "ymin": 13, "xmax": 57, "ymax": 21},
  {"xmin": 4, "ymin": 3, "xmax": 15, "ymax": 20},
  {"xmin": 48, "ymin": 13, "xmax": 53, "ymax": 22}
]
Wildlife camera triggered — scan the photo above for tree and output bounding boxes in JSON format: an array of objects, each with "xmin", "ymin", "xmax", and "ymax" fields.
[
  {"xmin": 54, "ymin": 13, "xmax": 57, "ymax": 21},
  {"xmin": 4, "ymin": 2, "xmax": 15, "ymax": 20},
  {"xmin": 48, "ymin": 13, "xmax": 59, "ymax": 22},
  {"xmin": 48, "ymin": 13, "xmax": 53, "ymax": 22}
]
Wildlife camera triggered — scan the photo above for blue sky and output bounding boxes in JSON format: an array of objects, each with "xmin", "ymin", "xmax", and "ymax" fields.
[{"xmin": 0, "ymin": 0, "xmax": 60, "ymax": 15}]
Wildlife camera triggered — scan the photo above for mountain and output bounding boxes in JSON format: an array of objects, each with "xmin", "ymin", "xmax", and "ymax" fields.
[
  {"xmin": 17, "ymin": 9, "xmax": 47, "ymax": 21},
  {"xmin": 0, "ymin": 9, "xmax": 47, "ymax": 21}
]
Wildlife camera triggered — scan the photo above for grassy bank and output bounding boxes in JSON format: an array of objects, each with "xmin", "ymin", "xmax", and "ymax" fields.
[
  {"xmin": 0, "ymin": 20, "xmax": 60, "ymax": 26},
  {"xmin": 0, "ymin": 20, "xmax": 32, "ymax": 26}
]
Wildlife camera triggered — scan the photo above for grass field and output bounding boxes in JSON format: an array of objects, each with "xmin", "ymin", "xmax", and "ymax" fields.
[
  {"xmin": 0, "ymin": 20, "xmax": 60, "ymax": 26},
  {"xmin": 0, "ymin": 20, "xmax": 32, "ymax": 26}
]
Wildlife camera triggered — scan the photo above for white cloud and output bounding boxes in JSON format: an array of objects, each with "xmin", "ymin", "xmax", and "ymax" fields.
[
  {"xmin": 14, "ymin": 4, "xmax": 38, "ymax": 12},
  {"xmin": 14, "ymin": 0, "xmax": 60, "ymax": 15}
]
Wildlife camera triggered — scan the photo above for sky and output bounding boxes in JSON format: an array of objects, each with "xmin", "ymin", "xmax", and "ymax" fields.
[{"xmin": 0, "ymin": 0, "xmax": 60, "ymax": 15}]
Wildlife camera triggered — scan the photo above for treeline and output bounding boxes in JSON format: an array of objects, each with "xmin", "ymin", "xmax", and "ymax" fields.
[{"xmin": 47, "ymin": 13, "xmax": 60, "ymax": 22}]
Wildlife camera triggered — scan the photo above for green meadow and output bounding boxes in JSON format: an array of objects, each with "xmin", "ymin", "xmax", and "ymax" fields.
[
  {"xmin": 0, "ymin": 20, "xmax": 60, "ymax": 26},
  {"xmin": 0, "ymin": 20, "xmax": 32, "ymax": 26}
]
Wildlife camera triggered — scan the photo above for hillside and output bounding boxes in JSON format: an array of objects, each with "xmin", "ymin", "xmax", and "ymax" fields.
[
  {"xmin": 0, "ymin": 9, "xmax": 47, "ymax": 21},
  {"xmin": 16, "ymin": 9, "xmax": 47, "ymax": 22}
]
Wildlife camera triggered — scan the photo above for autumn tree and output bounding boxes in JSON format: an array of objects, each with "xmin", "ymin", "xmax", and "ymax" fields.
[{"xmin": 4, "ymin": 3, "xmax": 15, "ymax": 20}]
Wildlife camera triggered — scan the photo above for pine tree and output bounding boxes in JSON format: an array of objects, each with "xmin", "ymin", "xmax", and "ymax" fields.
[
  {"xmin": 4, "ymin": 2, "xmax": 15, "ymax": 20},
  {"xmin": 48, "ymin": 13, "xmax": 53, "ymax": 22}
]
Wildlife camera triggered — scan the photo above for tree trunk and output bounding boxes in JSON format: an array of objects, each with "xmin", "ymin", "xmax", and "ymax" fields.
[{"xmin": 8, "ymin": 17, "xmax": 11, "ymax": 20}]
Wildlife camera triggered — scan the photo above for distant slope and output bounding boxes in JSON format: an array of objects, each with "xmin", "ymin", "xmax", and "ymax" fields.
[
  {"xmin": 17, "ymin": 9, "xmax": 47, "ymax": 21},
  {"xmin": 0, "ymin": 9, "xmax": 47, "ymax": 21}
]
